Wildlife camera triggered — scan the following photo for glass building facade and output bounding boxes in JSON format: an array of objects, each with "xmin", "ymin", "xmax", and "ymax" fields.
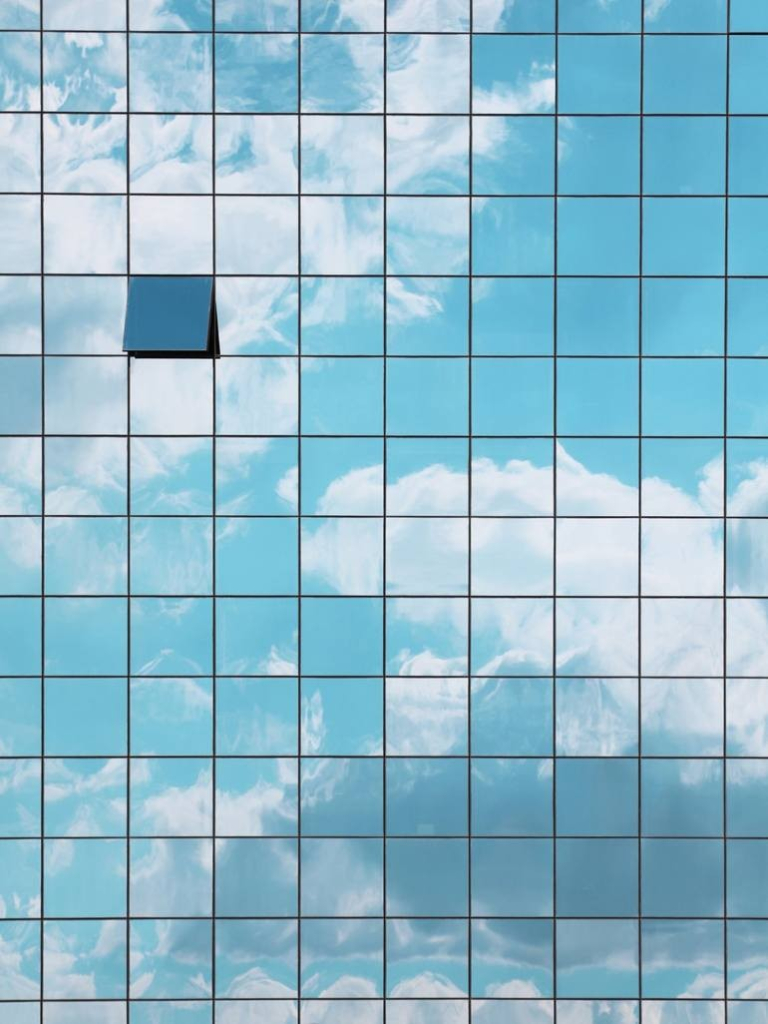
[{"xmin": 2, "ymin": 0, "xmax": 768, "ymax": 1021}]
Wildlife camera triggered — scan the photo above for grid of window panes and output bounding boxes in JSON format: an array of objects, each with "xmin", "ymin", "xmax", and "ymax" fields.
[{"xmin": 4, "ymin": 0, "xmax": 768, "ymax": 1022}]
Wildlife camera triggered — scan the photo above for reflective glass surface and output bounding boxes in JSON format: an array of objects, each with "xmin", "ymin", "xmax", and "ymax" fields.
[{"xmin": 0, "ymin": 0, "xmax": 765, "ymax": 1022}]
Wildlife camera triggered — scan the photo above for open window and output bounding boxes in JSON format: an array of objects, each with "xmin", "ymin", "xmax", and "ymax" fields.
[{"xmin": 123, "ymin": 276, "xmax": 218, "ymax": 357}]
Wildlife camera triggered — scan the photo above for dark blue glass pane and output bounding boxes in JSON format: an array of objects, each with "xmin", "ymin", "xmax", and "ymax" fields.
[{"xmin": 123, "ymin": 276, "xmax": 214, "ymax": 353}]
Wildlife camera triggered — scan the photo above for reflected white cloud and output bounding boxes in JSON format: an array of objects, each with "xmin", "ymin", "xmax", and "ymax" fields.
[
  {"xmin": 387, "ymin": 35, "xmax": 469, "ymax": 114},
  {"xmin": 44, "ymin": 195, "xmax": 126, "ymax": 273},
  {"xmin": 44, "ymin": 114, "xmax": 126, "ymax": 192},
  {"xmin": 130, "ymin": 113, "xmax": 211, "ymax": 193},
  {"xmin": 0, "ymin": 114, "xmax": 40, "ymax": 191},
  {"xmin": 216, "ymin": 114, "xmax": 297, "ymax": 194},
  {"xmin": 131, "ymin": 195, "xmax": 212, "ymax": 273},
  {"xmin": 302, "ymin": 197, "xmax": 384, "ymax": 275}
]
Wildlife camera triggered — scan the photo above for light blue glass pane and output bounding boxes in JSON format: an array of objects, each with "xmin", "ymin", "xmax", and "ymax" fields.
[
  {"xmin": 0, "ymin": 838, "xmax": 39, "ymax": 915},
  {"xmin": 641, "ymin": 678, "xmax": 723, "ymax": 756},
  {"xmin": 216, "ymin": 437, "xmax": 297, "ymax": 516},
  {"xmin": 561, "ymin": 0, "xmax": 639, "ymax": 30},
  {"xmin": 45, "ymin": 597, "xmax": 126, "ymax": 675},
  {"xmin": 45, "ymin": 437, "xmax": 125, "ymax": 515},
  {"xmin": 557, "ymin": 759, "xmax": 638, "ymax": 835},
  {"xmin": 729, "ymin": 361, "xmax": 768, "ymax": 442},
  {"xmin": 215, "ymin": 918, "xmax": 296, "ymax": 997},
  {"xmin": 730, "ymin": 199, "xmax": 768, "ymax": 276},
  {"xmin": 643, "ymin": 279, "xmax": 724, "ymax": 356},
  {"xmin": 130, "ymin": 919, "xmax": 212, "ymax": 997},
  {"xmin": 0, "ymin": 33, "xmax": 39, "ymax": 112},
  {"xmin": 731, "ymin": 37, "xmax": 768, "ymax": 115},
  {"xmin": 0, "ymin": 678, "xmax": 40, "ymax": 755},
  {"xmin": 44, "ymin": 919, "xmax": 126, "ymax": 997},
  {"xmin": 642, "ymin": 838, "xmax": 724, "ymax": 916},
  {"xmin": 644, "ymin": 117, "xmax": 725, "ymax": 195},
  {"xmin": 302, "ymin": 357, "xmax": 383, "ymax": 435},
  {"xmin": 301, "ymin": 437, "xmax": 382, "ymax": 515},
  {"xmin": 644, "ymin": 360, "xmax": 723, "ymax": 437},
  {"xmin": 0, "ymin": 517, "xmax": 40, "ymax": 595},
  {"xmin": 642, "ymin": 920, "xmax": 723, "ymax": 999},
  {"xmin": 123, "ymin": 277, "xmax": 212, "ymax": 353},
  {"xmin": 216, "ymin": 34, "xmax": 297, "ymax": 113},
  {"xmin": 731, "ymin": 0, "xmax": 768, "ymax": 29},
  {"xmin": 473, "ymin": 116, "xmax": 553, "ymax": 196},
  {"xmin": 216, "ymin": 597, "xmax": 297, "ymax": 675},
  {"xmin": 216, "ymin": 837, "xmax": 297, "ymax": 915},
  {"xmin": 643, "ymin": 199, "xmax": 724, "ymax": 276},
  {"xmin": 387, "ymin": 358, "xmax": 467, "ymax": 436},
  {"xmin": 557, "ymin": 359, "xmax": 638, "ymax": 436},
  {"xmin": 728, "ymin": 921, "xmax": 768, "ymax": 1001},
  {"xmin": 0, "ymin": 921, "xmax": 40, "ymax": 998},
  {"xmin": 727, "ymin": 761, "xmax": 768, "ymax": 837},
  {"xmin": 644, "ymin": 36, "xmax": 726, "ymax": 114},
  {"xmin": 301, "ymin": 837, "xmax": 382, "ymax": 916},
  {"xmin": 217, "ymin": 0, "xmax": 297, "ymax": 29},
  {"xmin": 302, "ymin": 757, "xmax": 382, "ymax": 834},
  {"xmin": 559, "ymin": 116, "xmax": 639, "ymax": 194},
  {"xmin": 130, "ymin": 838, "xmax": 212, "ymax": 916},
  {"xmin": 472, "ymin": 198, "xmax": 553, "ymax": 276},
  {"xmin": 45, "ymin": 517, "xmax": 126, "ymax": 595},
  {"xmin": 0, "ymin": 0, "xmax": 39, "ymax": 29},
  {"xmin": 642, "ymin": 759, "xmax": 723, "ymax": 836},
  {"xmin": 471, "ymin": 918, "xmax": 553, "ymax": 999},
  {"xmin": 301, "ymin": 677, "xmax": 382, "ymax": 756},
  {"xmin": 218, "ymin": 676, "xmax": 297, "ymax": 755},
  {"xmin": 471, "ymin": 35, "xmax": 555, "ymax": 114},
  {"xmin": 216, "ymin": 518, "xmax": 297, "ymax": 594},
  {"xmin": 302, "ymin": 34, "xmax": 383, "ymax": 114},
  {"xmin": 387, "ymin": 278, "xmax": 468, "ymax": 355},
  {"xmin": 387, "ymin": 758, "xmax": 465, "ymax": 835},
  {"xmin": 387, "ymin": 197, "xmax": 468, "ymax": 275},
  {"xmin": 557, "ymin": 838, "xmax": 638, "ymax": 916},
  {"xmin": 386, "ymin": 837, "xmax": 467, "ymax": 915},
  {"xmin": 301, "ymin": 918, "xmax": 382, "ymax": 998},
  {"xmin": 558, "ymin": 36, "xmax": 640, "ymax": 114},
  {"xmin": 44, "ymin": 838, "xmax": 126, "ymax": 916},
  {"xmin": 386, "ymin": 918, "xmax": 467, "ymax": 996},
  {"xmin": 558, "ymin": 279, "xmax": 638, "ymax": 356},
  {"xmin": 472, "ymin": 757, "xmax": 552, "ymax": 836},
  {"xmin": 301, "ymin": 597, "xmax": 382, "ymax": 675},
  {"xmin": 45, "ymin": 679, "xmax": 127, "ymax": 755},
  {"xmin": 43, "ymin": 32, "xmax": 126, "ymax": 112},
  {"xmin": 0, "ymin": 759, "xmax": 39, "ymax": 836},
  {"xmin": 728, "ymin": 840, "xmax": 768, "ymax": 917},
  {"xmin": 131, "ymin": 756, "xmax": 212, "ymax": 837},
  {"xmin": 557, "ymin": 920, "xmax": 638, "ymax": 998},
  {"xmin": 388, "ymin": 116, "xmax": 467, "ymax": 195},
  {"xmin": 130, "ymin": 1003, "xmax": 212, "ymax": 1024},
  {"xmin": 733, "ymin": 117, "xmax": 768, "ymax": 195},
  {"xmin": 474, "ymin": 0, "xmax": 554, "ymax": 31},
  {"xmin": 130, "ymin": 34, "xmax": 212, "ymax": 113},
  {"xmin": 386, "ymin": 595, "xmax": 467, "ymax": 674},
  {"xmin": 131, "ymin": 597, "xmax": 212, "ymax": 676},
  {"xmin": 472, "ymin": 678, "xmax": 552, "ymax": 756},
  {"xmin": 557, "ymin": 199, "xmax": 639, "ymax": 275},
  {"xmin": 130, "ymin": 0, "xmax": 211, "ymax": 29},
  {"xmin": 0, "ymin": 277, "xmax": 40, "ymax": 355},
  {"xmin": 472, "ymin": 279, "xmax": 553, "ymax": 356},
  {"xmin": 471, "ymin": 838, "xmax": 553, "ymax": 916},
  {"xmin": 473, "ymin": 358, "xmax": 552, "ymax": 436},
  {"xmin": 645, "ymin": 0, "xmax": 726, "ymax": 30},
  {"xmin": 302, "ymin": 278, "xmax": 382, "ymax": 355},
  {"xmin": 45, "ymin": 757, "xmax": 126, "ymax": 836},
  {"xmin": 303, "ymin": 0, "xmax": 379, "ymax": 30},
  {"xmin": 0, "ymin": 358, "xmax": 41, "ymax": 434}
]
